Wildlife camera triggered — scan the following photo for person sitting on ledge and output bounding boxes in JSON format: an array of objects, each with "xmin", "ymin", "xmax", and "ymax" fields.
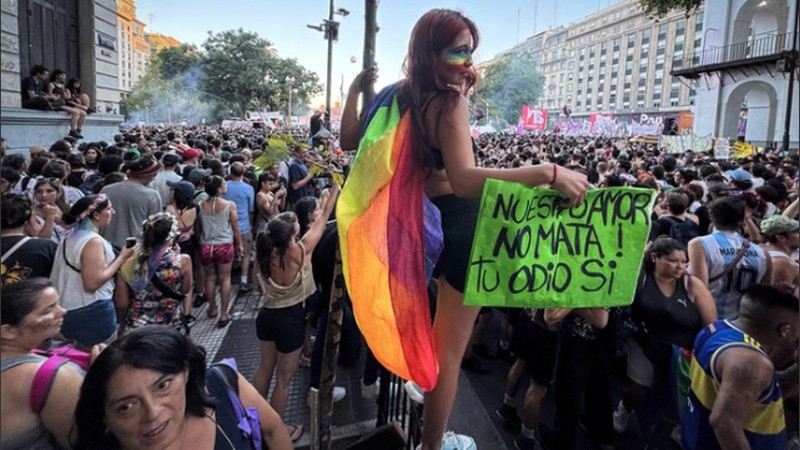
[
  {"xmin": 47, "ymin": 69, "xmax": 87, "ymax": 140},
  {"xmin": 21, "ymin": 65, "xmax": 86, "ymax": 139},
  {"xmin": 66, "ymin": 77, "xmax": 95, "ymax": 114},
  {"xmin": 20, "ymin": 65, "xmax": 57, "ymax": 111}
]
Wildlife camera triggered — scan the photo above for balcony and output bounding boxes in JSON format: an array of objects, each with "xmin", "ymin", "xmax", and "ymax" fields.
[{"xmin": 672, "ymin": 32, "xmax": 796, "ymax": 79}]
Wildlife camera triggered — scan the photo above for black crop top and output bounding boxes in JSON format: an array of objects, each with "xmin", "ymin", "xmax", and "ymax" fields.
[{"xmin": 418, "ymin": 91, "xmax": 480, "ymax": 170}]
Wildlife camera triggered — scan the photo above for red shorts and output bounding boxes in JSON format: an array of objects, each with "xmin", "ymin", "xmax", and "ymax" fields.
[{"xmin": 199, "ymin": 243, "xmax": 235, "ymax": 266}]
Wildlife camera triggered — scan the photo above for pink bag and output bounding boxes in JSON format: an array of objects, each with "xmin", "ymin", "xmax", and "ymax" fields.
[{"xmin": 33, "ymin": 345, "xmax": 91, "ymax": 371}]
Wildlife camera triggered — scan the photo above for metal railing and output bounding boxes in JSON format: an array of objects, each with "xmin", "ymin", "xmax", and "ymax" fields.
[
  {"xmin": 682, "ymin": 32, "xmax": 795, "ymax": 70},
  {"xmin": 375, "ymin": 369, "xmax": 423, "ymax": 450}
]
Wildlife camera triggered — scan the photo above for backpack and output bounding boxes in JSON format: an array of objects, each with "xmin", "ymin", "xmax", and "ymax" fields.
[
  {"xmin": 662, "ymin": 216, "xmax": 699, "ymax": 246},
  {"xmin": 207, "ymin": 359, "xmax": 263, "ymax": 450}
]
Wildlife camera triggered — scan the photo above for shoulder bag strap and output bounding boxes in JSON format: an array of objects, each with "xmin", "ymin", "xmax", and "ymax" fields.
[
  {"xmin": 30, "ymin": 356, "xmax": 69, "ymax": 414},
  {"xmin": 1, "ymin": 237, "xmax": 31, "ymax": 263},
  {"xmin": 62, "ymin": 241, "xmax": 81, "ymax": 273},
  {"xmin": 709, "ymin": 240, "xmax": 750, "ymax": 283},
  {"xmin": 150, "ymin": 271, "xmax": 184, "ymax": 300}
]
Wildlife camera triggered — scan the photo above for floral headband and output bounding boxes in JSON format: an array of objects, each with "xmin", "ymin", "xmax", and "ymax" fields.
[
  {"xmin": 77, "ymin": 193, "xmax": 107, "ymax": 222},
  {"xmin": 141, "ymin": 212, "xmax": 180, "ymax": 244}
]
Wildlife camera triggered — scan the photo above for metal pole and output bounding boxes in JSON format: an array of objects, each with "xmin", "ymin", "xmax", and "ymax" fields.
[
  {"xmin": 781, "ymin": 7, "xmax": 799, "ymax": 153},
  {"xmin": 325, "ymin": 0, "xmax": 334, "ymax": 130},
  {"xmin": 318, "ymin": 245, "xmax": 345, "ymax": 450},
  {"xmin": 362, "ymin": 0, "xmax": 378, "ymax": 108}
]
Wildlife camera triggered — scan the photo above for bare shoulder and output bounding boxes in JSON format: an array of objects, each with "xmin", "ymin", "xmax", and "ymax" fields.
[{"xmin": 717, "ymin": 346, "xmax": 774, "ymax": 389}]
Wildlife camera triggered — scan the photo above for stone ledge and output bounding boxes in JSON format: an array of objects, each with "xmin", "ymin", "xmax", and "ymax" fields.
[
  {"xmin": 1, "ymin": 106, "xmax": 123, "ymax": 124},
  {"xmin": 1, "ymin": 107, "xmax": 124, "ymax": 155}
]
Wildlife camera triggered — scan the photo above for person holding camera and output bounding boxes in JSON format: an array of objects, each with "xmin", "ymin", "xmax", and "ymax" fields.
[{"xmin": 50, "ymin": 194, "xmax": 137, "ymax": 349}]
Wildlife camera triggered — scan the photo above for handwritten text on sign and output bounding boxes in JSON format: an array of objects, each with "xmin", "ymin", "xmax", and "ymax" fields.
[{"xmin": 464, "ymin": 182, "xmax": 656, "ymax": 308}]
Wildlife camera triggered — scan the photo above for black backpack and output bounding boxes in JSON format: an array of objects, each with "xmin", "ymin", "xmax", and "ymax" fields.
[{"xmin": 662, "ymin": 216, "xmax": 699, "ymax": 246}]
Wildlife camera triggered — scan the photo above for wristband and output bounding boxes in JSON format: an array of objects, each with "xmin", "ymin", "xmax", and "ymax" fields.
[{"xmin": 551, "ymin": 164, "xmax": 558, "ymax": 184}]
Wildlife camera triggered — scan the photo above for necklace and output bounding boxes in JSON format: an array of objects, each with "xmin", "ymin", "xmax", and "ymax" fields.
[{"xmin": 214, "ymin": 421, "xmax": 235, "ymax": 450}]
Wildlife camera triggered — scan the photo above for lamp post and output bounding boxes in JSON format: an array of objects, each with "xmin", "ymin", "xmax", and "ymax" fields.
[
  {"xmin": 781, "ymin": 2, "xmax": 798, "ymax": 153},
  {"xmin": 308, "ymin": 2, "xmax": 349, "ymax": 130},
  {"xmin": 285, "ymin": 75, "xmax": 295, "ymax": 127}
]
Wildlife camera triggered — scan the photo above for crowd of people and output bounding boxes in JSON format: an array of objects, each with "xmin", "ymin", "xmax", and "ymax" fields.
[{"xmin": 2, "ymin": 8, "xmax": 799, "ymax": 450}]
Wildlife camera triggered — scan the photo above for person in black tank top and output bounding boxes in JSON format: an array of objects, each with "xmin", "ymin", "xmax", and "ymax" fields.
[{"xmin": 616, "ymin": 237, "xmax": 716, "ymax": 443}]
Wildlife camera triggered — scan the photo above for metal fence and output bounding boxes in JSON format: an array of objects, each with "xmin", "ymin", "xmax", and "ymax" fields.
[
  {"xmin": 375, "ymin": 368, "xmax": 423, "ymax": 450},
  {"xmin": 683, "ymin": 32, "xmax": 795, "ymax": 69}
]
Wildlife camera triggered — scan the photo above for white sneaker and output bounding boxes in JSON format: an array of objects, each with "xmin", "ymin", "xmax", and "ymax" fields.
[
  {"xmin": 362, "ymin": 378, "xmax": 380, "ymax": 400},
  {"xmin": 612, "ymin": 400, "xmax": 631, "ymax": 433},
  {"xmin": 307, "ymin": 386, "xmax": 347, "ymax": 407},
  {"xmin": 404, "ymin": 380, "xmax": 425, "ymax": 404},
  {"xmin": 441, "ymin": 431, "xmax": 477, "ymax": 450},
  {"xmin": 333, "ymin": 386, "xmax": 346, "ymax": 402}
]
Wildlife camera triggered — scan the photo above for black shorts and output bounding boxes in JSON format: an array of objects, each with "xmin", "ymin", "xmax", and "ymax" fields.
[
  {"xmin": 511, "ymin": 316, "xmax": 559, "ymax": 386},
  {"xmin": 430, "ymin": 194, "xmax": 481, "ymax": 293},
  {"xmin": 256, "ymin": 303, "xmax": 305, "ymax": 353}
]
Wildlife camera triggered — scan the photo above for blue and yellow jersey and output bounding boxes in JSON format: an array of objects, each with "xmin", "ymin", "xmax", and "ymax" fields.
[{"xmin": 682, "ymin": 320, "xmax": 786, "ymax": 450}]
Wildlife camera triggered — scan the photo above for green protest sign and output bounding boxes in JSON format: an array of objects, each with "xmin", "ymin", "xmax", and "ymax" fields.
[{"xmin": 464, "ymin": 181, "xmax": 656, "ymax": 308}]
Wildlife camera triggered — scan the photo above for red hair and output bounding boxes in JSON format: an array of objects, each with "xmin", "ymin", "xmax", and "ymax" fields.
[{"xmin": 400, "ymin": 9, "xmax": 479, "ymax": 171}]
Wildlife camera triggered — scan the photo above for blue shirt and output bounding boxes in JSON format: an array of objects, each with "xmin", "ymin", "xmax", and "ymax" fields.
[
  {"xmin": 682, "ymin": 320, "xmax": 786, "ymax": 450},
  {"xmin": 224, "ymin": 180, "xmax": 254, "ymax": 234},
  {"xmin": 287, "ymin": 160, "xmax": 311, "ymax": 204}
]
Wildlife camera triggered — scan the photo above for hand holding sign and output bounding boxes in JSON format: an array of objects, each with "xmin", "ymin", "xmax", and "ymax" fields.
[
  {"xmin": 550, "ymin": 164, "xmax": 589, "ymax": 207},
  {"xmin": 464, "ymin": 182, "xmax": 656, "ymax": 309}
]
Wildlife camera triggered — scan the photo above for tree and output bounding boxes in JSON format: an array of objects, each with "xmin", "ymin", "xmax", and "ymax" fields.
[
  {"xmin": 149, "ymin": 44, "xmax": 202, "ymax": 80},
  {"xmin": 638, "ymin": 0, "xmax": 703, "ymax": 19},
  {"xmin": 201, "ymin": 28, "xmax": 321, "ymax": 116},
  {"xmin": 477, "ymin": 51, "xmax": 545, "ymax": 125}
]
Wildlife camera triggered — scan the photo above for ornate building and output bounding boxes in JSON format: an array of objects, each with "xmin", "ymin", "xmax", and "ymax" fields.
[
  {"xmin": 1, "ymin": 0, "xmax": 123, "ymax": 152},
  {"xmin": 117, "ymin": 0, "xmax": 150, "ymax": 96},
  {"xmin": 672, "ymin": 0, "xmax": 798, "ymax": 150},
  {"xmin": 485, "ymin": 0, "xmax": 704, "ymax": 130}
]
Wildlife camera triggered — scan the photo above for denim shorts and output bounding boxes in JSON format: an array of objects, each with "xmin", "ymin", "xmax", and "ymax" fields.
[{"xmin": 61, "ymin": 299, "xmax": 117, "ymax": 347}]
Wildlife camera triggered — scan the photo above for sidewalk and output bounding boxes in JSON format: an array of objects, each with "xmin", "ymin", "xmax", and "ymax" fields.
[{"xmin": 191, "ymin": 284, "xmax": 508, "ymax": 449}]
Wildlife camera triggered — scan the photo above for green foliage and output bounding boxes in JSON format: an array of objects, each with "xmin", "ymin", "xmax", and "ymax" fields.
[
  {"xmin": 477, "ymin": 52, "xmax": 545, "ymax": 125},
  {"xmin": 122, "ymin": 29, "xmax": 323, "ymax": 124},
  {"xmin": 149, "ymin": 44, "xmax": 202, "ymax": 80},
  {"xmin": 638, "ymin": 0, "xmax": 703, "ymax": 19},
  {"xmin": 202, "ymin": 29, "xmax": 322, "ymax": 117}
]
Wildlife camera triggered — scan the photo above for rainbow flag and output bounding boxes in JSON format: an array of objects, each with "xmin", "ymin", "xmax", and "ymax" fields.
[{"xmin": 337, "ymin": 83, "xmax": 443, "ymax": 392}]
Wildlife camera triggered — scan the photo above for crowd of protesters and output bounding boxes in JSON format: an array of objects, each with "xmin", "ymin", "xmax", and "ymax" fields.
[{"xmin": 1, "ymin": 120, "xmax": 798, "ymax": 449}]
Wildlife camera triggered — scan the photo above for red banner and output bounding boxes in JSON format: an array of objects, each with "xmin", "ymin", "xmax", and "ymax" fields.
[{"xmin": 520, "ymin": 105, "xmax": 548, "ymax": 132}]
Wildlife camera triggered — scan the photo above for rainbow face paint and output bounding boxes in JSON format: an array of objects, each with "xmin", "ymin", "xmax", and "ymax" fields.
[{"xmin": 445, "ymin": 46, "xmax": 473, "ymax": 70}]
